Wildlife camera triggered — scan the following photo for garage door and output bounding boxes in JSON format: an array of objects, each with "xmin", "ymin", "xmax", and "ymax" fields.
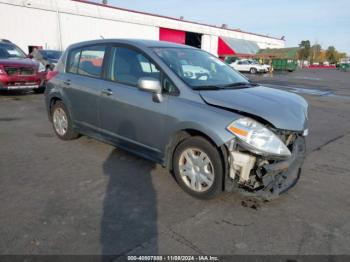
[{"xmin": 159, "ymin": 28, "xmax": 185, "ymax": 44}]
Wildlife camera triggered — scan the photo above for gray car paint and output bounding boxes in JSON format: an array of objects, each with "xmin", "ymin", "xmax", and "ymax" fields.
[
  {"xmin": 45, "ymin": 39, "xmax": 308, "ymax": 166},
  {"xmin": 199, "ymin": 86, "xmax": 308, "ymax": 131}
]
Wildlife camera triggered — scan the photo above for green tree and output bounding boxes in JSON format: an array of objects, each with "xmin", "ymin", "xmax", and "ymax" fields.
[
  {"xmin": 298, "ymin": 40, "xmax": 311, "ymax": 61},
  {"xmin": 326, "ymin": 46, "xmax": 337, "ymax": 64}
]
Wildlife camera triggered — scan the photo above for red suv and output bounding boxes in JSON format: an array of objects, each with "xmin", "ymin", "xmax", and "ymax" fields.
[{"xmin": 0, "ymin": 40, "xmax": 46, "ymax": 93}]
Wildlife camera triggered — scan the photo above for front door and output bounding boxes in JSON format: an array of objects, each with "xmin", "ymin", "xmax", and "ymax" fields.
[{"xmin": 99, "ymin": 46, "xmax": 168, "ymax": 160}]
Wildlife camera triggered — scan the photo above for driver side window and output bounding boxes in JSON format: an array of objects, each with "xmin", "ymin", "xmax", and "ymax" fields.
[{"xmin": 106, "ymin": 46, "xmax": 161, "ymax": 86}]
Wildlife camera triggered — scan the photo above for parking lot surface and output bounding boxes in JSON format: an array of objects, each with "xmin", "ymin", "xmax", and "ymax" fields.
[{"xmin": 1, "ymin": 69, "xmax": 350, "ymax": 255}]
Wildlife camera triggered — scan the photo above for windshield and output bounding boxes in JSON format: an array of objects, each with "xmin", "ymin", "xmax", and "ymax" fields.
[
  {"xmin": 41, "ymin": 50, "xmax": 62, "ymax": 60},
  {"xmin": 153, "ymin": 48, "xmax": 249, "ymax": 89},
  {"xmin": 0, "ymin": 43, "xmax": 26, "ymax": 59}
]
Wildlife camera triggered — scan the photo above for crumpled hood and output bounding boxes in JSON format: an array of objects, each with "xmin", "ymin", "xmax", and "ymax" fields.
[{"xmin": 200, "ymin": 86, "xmax": 308, "ymax": 131}]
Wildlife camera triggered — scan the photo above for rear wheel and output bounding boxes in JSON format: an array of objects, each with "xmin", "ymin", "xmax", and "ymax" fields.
[
  {"xmin": 250, "ymin": 67, "xmax": 257, "ymax": 74},
  {"xmin": 173, "ymin": 136, "xmax": 223, "ymax": 199},
  {"xmin": 51, "ymin": 101, "xmax": 79, "ymax": 140}
]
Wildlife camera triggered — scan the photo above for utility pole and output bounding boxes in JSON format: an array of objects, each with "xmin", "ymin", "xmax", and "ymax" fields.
[{"xmin": 55, "ymin": 0, "xmax": 63, "ymax": 51}]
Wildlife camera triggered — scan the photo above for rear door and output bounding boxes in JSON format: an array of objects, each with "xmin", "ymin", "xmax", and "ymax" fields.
[
  {"xmin": 235, "ymin": 61, "xmax": 245, "ymax": 71},
  {"xmin": 62, "ymin": 45, "xmax": 107, "ymax": 131},
  {"xmin": 99, "ymin": 45, "xmax": 168, "ymax": 160},
  {"xmin": 241, "ymin": 60, "xmax": 250, "ymax": 71}
]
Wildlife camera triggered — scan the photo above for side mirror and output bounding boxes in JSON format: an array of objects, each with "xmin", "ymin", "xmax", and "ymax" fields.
[
  {"xmin": 138, "ymin": 77, "xmax": 161, "ymax": 93},
  {"xmin": 138, "ymin": 77, "xmax": 163, "ymax": 103}
]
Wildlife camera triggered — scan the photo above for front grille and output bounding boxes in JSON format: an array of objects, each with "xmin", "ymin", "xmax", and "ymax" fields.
[{"xmin": 4, "ymin": 67, "xmax": 35, "ymax": 76}]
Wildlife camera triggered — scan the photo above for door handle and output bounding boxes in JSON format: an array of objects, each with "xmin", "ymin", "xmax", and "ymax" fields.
[
  {"xmin": 101, "ymin": 89, "xmax": 113, "ymax": 96},
  {"xmin": 63, "ymin": 79, "xmax": 71, "ymax": 86}
]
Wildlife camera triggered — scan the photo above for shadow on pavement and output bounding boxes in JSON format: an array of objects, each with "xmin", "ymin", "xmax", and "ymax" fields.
[
  {"xmin": 0, "ymin": 90, "xmax": 33, "ymax": 96},
  {"xmin": 100, "ymin": 149, "xmax": 158, "ymax": 258}
]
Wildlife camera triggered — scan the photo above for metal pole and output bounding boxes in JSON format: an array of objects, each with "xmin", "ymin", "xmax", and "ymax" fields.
[{"xmin": 56, "ymin": 4, "xmax": 63, "ymax": 51}]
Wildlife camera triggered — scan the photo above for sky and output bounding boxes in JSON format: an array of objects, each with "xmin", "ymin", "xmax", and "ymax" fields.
[{"xmin": 90, "ymin": 0, "xmax": 350, "ymax": 54}]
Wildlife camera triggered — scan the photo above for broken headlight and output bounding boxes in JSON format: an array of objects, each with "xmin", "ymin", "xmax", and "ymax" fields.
[{"xmin": 227, "ymin": 117, "xmax": 291, "ymax": 158}]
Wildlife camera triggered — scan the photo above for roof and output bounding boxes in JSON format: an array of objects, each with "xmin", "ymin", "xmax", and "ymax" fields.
[
  {"xmin": 257, "ymin": 47, "xmax": 299, "ymax": 59},
  {"xmin": 220, "ymin": 37, "xmax": 260, "ymax": 56},
  {"xmin": 67, "ymin": 38, "xmax": 196, "ymax": 49},
  {"xmin": 0, "ymin": 39, "xmax": 12, "ymax": 43},
  {"xmin": 73, "ymin": 0, "xmax": 284, "ymax": 41}
]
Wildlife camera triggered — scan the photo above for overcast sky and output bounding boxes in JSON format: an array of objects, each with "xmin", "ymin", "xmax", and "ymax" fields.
[{"xmin": 90, "ymin": 0, "xmax": 350, "ymax": 54}]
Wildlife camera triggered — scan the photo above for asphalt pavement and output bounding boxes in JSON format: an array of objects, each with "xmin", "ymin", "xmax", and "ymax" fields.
[{"xmin": 0, "ymin": 69, "xmax": 350, "ymax": 256}]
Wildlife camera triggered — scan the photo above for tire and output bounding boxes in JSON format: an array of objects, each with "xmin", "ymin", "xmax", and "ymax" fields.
[
  {"xmin": 51, "ymin": 101, "xmax": 79, "ymax": 140},
  {"xmin": 173, "ymin": 136, "xmax": 224, "ymax": 199},
  {"xmin": 250, "ymin": 67, "xmax": 257, "ymax": 74}
]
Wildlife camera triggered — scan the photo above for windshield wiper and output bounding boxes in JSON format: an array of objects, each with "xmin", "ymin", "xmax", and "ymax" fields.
[
  {"xmin": 223, "ymin": 81, "xmax": 258, "ymax": 88},
  {"xmin": 192, "ymin": 81, "xmax": 259, "ymax": 91},
  {"xmin": 192, "ymin": 85, "xmax": 224, "ymax": 90}
]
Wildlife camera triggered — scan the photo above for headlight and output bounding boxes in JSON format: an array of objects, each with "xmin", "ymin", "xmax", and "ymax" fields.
[
  {"xmin": 38, "ymin": 63, "xmax": 46, "ymax": 72},
  {"xmin": 227, "ymin": 117, "xmax": 291, "ymax": 157}
]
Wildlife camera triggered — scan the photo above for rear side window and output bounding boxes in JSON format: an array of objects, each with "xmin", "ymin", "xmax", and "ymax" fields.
[
  {"xmin": 67, "ymin": 49, "xmax": 81, "ymax": 74},
  {"xmin": 78, "ymin": 46, "xmax": 106, "ymax": 77},
  {"xmin": 67, "ymin": 45, "xmax": 106, "ymax": 78},
  {"xmin": 107, "ymin": 47, "xmax": 160, "ymax": 86}
]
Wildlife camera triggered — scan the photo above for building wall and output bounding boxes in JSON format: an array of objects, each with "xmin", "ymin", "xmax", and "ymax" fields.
[
  {"xmin": 59, "ymin": 13, "xmax": 159, "ymax": 49},
  {"xmin": 201, "ymin": 35, "xmax": 219, "ymax": 56},
  {"xmin": 0, "ymin": 0, "xmax": 284, "ymax": 54},
  {"xmin": 0, "ymin": 3, "xmax": 61, "ymax": 52}
]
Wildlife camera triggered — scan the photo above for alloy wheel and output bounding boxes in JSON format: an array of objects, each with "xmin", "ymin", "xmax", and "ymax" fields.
[{"xmin": 53, "ymin": 108, "xmax": 68, "ymax": 136}]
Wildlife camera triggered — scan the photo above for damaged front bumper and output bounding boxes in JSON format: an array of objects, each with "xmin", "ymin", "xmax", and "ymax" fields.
[{"xmin": 226, "ymin": 136, "xmax": 306, "ymax": 200}]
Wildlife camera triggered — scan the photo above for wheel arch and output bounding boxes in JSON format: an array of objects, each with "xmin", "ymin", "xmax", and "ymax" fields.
[
  {"xmin": 164, "ymin": 128, "xmax": 229, "ymax": 191},
  {"xmin": 48, "ymin": 96, "xmax": 63, "ymax": 120}
]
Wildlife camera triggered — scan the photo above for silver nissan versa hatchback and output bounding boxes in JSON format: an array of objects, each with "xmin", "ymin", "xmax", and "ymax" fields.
[{"xmin": 45, "ymin": 39, "xmax": 308, "ymax": 200}]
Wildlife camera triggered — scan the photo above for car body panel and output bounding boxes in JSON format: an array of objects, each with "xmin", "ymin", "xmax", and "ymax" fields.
[
  {"xmin": 61, "ymin": 72, "xmax": 102, "ymax": 129},
  {"xmin": 98, "ymin": 79, "xmax": 168, "ymax": 153},
  {"xmin": 0, "ymin": 58, "xmax": 38, "ymax": 67},
  {"xmin": 199, "ymin": 86, "xmax": 308, "ymax": 131}
]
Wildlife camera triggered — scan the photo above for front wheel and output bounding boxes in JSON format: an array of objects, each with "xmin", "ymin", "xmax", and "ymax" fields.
[
  {"xmin": 173, "ymin": 136, "xmax": 224, "ymax": 199},
  {"xmin": 250, "ymin": 67, "xmax": 258, "ymax": 74}
]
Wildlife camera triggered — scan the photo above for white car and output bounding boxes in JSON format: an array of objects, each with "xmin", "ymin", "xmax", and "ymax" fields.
[
  {"xmin": 180, "ymin": 60, "xmax": 210, "ymax": 79},
  {"xmin": 230, "ymin": 59, "xmax": 269, "ymax": 74}
]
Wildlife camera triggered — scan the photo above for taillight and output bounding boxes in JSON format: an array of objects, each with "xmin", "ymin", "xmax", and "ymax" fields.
[{"xmin": 46, "ymin": 70, "xmax": 58, "ymax": 81}]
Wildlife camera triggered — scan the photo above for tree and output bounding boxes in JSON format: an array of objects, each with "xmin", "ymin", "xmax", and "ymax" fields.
[
  {"xmin": 310, "ymin": 44, "xmax": 322, "ymax": 63},
  {"xmin": 336, "ymin": 52, "xmax": 347, "ymax": 62},
  {"xmin": 298, "ymin": 40, "xmax": 311, "ymax": 61},
  {"xmin": 319, "ymin": 50, "xmax": 327, "ymax": 62},
  {"xmin": 326, "ymin": 46, "xmax": 337, "ymax": 64}
]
